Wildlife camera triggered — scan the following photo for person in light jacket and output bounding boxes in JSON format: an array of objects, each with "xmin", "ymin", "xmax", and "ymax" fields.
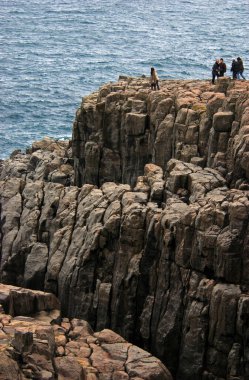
[{"xmin": 150, "ymin": 67, "xmax": 160, "ymax": 90}]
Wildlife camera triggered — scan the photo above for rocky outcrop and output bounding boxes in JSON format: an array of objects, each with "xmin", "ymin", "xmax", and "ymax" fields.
[
  {"xmin": 0, "ymin": 284, "xmax": 171, "ymax": 380},
  {"xmin": 0, "ymin": 283, "xmax": 60, "ymax": 318},
  {"xmin": 0, "ymin": 137, "xmax": 74, "ymax": 186},
  {"xmin": 1, "ymin": 159, "xmax": 249, "ymax": 379},
  {"xmin": 0, "ymin": 77, "xmax": 249, "ymax": 379},
  {"xmin": 72, "ymin": 77, "xmax": 249, "ymax": 189}
]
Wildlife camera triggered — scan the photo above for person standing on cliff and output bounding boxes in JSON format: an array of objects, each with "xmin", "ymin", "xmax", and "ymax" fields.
[
  {"xmin": 150, "ymin": 67, "xmax": 160, "ymax": 90},
  {"xmin": 231, "ymin": 59, "xmax": 239, "ymax": 79},
  {"xmin": 212, "ymin": 59, "xmax": 220, "ymax": 84},
  {"xmin": 237, "ymin": 57, "xmax": 246, "ymax": 80},
  {"xmin": 219, "ymin": 58, "xmax": 226, "ymax": 77}
]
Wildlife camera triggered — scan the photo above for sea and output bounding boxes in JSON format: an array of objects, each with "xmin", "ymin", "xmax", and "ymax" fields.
[{"xmin": 0, "ymin": 0, "xmax": 249, "ymax": 159}]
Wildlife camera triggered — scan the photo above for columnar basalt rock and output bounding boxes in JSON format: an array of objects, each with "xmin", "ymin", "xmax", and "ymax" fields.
[
  {"xmin": 0, "ymin": 284, "xmax": 171, "ymax": 380},
  {"xmin": 0, "ymin": 137, "xmax": 74, "ymax": 186},
  {"xmin": 0, "ymin": 283, "xmax": 60, "ymax": 317},
  {"xmin": 1, "ymin": 78, "xmax": 249, "ymax": 380},
  {"xmin": 73, "ymin": 77, "xmax": 249, "ymax": 189},
  {"xmin": 1, "ymin": 159, "xmax": 249, "ymax": 379}
]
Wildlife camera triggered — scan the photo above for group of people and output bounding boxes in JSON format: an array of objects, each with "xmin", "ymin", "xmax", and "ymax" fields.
[
  {"xmin": 231, "ymin": 57, "xmax": 245, "ymax": 80},
  {"xmin": 212, "ymin": 57, "xmax": 245, "ymax": 84},
  {"xmin": 150, "ymin": 57, "xmax": 246, "ymax": 91}
]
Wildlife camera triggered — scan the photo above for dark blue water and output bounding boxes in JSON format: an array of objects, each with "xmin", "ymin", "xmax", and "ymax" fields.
[{"xmin": 1, "ymin": 0, "xmax": 249, "ymax": 159}]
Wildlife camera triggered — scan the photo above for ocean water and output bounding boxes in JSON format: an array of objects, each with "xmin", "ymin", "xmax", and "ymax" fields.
[{"xmin": 0, "ymin": 0, "xmax": 249, "ymax": 159}]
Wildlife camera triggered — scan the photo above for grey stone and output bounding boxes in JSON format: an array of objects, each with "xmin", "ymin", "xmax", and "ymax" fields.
[{"xmin": 213, "ymin": 111, "xmax": 234, "ymax": 132}]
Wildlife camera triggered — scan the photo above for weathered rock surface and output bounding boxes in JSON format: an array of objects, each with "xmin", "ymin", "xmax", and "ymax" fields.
[
  {"xmin": 0, "ymin": 77, "xmax": 249, "ymax": 380},
  {"xmin": 0, "ymin": 283, "xmax": 60, "ymax": 318},
  {"xmin": 0, "ymin": 137, "xmax": 74, "ymax": 186},
  {"xmin": 0, "ymin": 284, "xmax": 171, "ymax": 380},
  {"xmin": 73, "ymin": 76, "xmax": 249, "ymax": 189}
]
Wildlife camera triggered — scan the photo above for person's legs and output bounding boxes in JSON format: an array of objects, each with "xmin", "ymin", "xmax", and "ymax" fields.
[
  {"xmin": 212, "ymin": 72, "xmax": 215, "ymax": 84},
  {"xmin": 240, "ymin": 71, "xmax": 245, "ymax": 79},
  {"xmin": 156, "ymin": 80, "xmax": 160, "ymax": 90}
]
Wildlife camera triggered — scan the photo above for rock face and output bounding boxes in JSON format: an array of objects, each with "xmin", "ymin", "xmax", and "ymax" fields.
[
  {"xmin": 0, "ymin": 137, "xmax": 74, "ymax": 186},
  {"xmin": 0, "ymin": 77, "xmax": 249, "ymax": 380},
  {"xmin": 72, "ymin": 76, "xmax": 249, "ymax": 190},
  {"xmin": 0, "ymin": 283, "xmax": 60, "ymax": 318},
  {"xmin": 0, "ymin": 284, "xmax": 171, "ymax": 380}
]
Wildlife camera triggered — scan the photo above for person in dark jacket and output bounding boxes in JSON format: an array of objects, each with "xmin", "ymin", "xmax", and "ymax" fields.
[
  {"xmin": 212, "ymin": 59, "xmax": 220, "ymax": 84},
  {"xmin": 219, "ymin": 58, "xmax": 226, "ymax": 76},
  {"xmin": 231, "ymin": 59, "xmax": 239, "ymax": 79},
  {"xmin": 237, "ymin": 57, "xmax": 245, "ymax": 80}
]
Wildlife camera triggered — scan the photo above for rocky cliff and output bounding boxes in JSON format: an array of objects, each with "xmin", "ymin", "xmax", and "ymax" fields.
[
  {"xmin": 0, "ymin": 77, "xmax": 249, "ymax": 380},
  {"xmin": 0, "ymin": 284, "xmax": 171, "ymax": 380},
  {"xmin": 72, "ymin": 76, "xmax": 249, "ymax": 189}
]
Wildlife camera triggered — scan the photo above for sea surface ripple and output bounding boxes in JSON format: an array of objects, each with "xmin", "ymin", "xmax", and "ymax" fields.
[{"xmin": 0, "ymin": 0, "xmax": 249, "ymax": 158}]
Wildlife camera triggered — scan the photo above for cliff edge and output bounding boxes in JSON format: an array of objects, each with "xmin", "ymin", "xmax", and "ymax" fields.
[{"xmin": 73, "ymin": 76, "xmax": 249, "ymax": 190}]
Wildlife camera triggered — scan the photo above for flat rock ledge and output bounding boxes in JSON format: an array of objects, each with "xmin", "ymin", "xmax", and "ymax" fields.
[{"xmin": 0, "ymin": 284, "xmax": 172, "ymax": 380}]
